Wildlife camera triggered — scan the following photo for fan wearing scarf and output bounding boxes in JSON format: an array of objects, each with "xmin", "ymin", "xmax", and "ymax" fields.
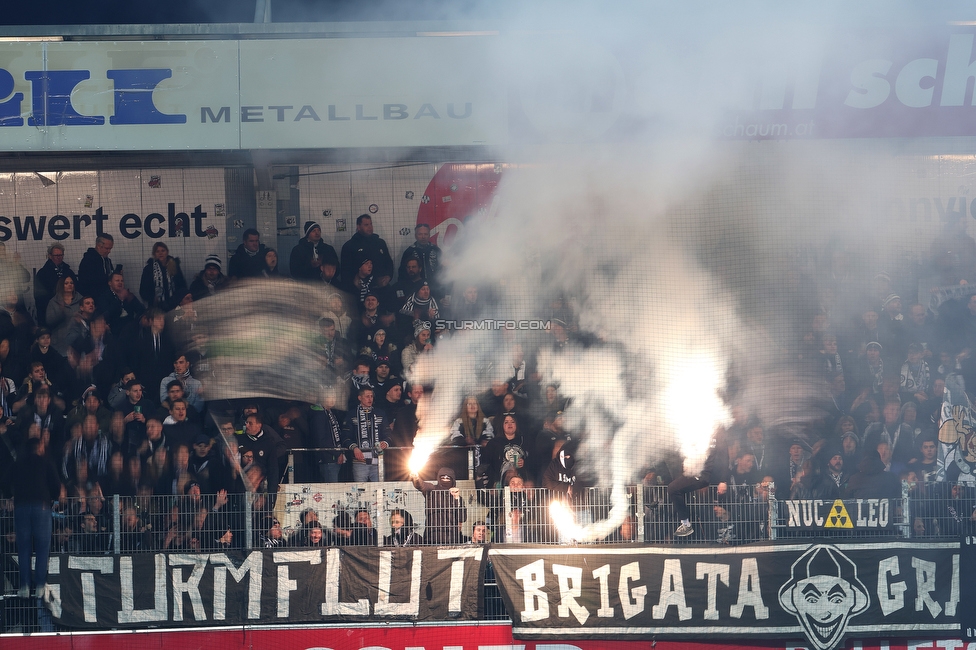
[
  {"xmin": 140, "ymin": 242, "xmax": 187, "ymax": 311},
  {"xmin": 399, "ymin": 281, "xmax": 439, "ymax": 325},
  {"xmin": 310, "ymin": 391, "xmax": 347, "ymax": 483},
  {"xmin": 341, "ymin": 386, "xmax": 390, "ymax": 482}
]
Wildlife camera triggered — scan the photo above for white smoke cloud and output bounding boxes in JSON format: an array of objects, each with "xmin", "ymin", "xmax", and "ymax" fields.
[{"xmin": 403, "ymin": 2, "xmax": 938, "ymax": 540}]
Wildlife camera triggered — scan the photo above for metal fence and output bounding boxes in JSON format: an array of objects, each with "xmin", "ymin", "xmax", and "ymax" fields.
[
  {"xmin": 0, "ymin": 479, "xmax": 968, "ymax": 633},
  {"xmin": 1, "ymin": 480, "xmax": 958, "ymax": 556}
]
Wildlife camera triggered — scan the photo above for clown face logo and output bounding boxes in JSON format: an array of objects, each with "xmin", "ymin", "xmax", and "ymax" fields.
[
  {"xmin": 939, "ymin": 404, "xmax": 976, "ymax": 476},
  {"xmin": 778, "ymin": 545, "xmax": 869, "ymax": 650}
]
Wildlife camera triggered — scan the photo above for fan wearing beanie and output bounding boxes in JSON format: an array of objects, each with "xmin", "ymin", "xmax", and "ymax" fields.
[
  {"xmin": 290, "ymin": 220, "xmax": 340, "ymax": 285},
  {"xmin": 189, "ymin": 254, "xmax": 227, "ymax": 300}
]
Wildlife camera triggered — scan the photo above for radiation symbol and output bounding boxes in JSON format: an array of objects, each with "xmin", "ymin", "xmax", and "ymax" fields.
[{"xmin": 824, "ymin": 500, "xmax": 853, "ymax": 529}]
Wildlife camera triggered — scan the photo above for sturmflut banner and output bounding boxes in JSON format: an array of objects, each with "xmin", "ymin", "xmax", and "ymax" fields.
[
  {"xmin": 43, "ymin": 546, "xmax": 485, "ymax": 628},
  {"xmin": 489, "ymin": 542, "xmax": 960, "ymax": 650}
]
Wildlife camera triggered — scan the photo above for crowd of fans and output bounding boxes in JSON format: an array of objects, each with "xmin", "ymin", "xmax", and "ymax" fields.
[
  {"xmin": 1, "ymin": 210, "xmax": 976, "ymax": 588},
  {"xmin": 0, "ymin": 215, "xmax": 563, "ymax": 574}
]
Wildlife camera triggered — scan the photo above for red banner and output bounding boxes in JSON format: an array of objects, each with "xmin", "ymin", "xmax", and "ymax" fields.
[{"xmin": 0, "ymin": 623, "xmax": 966, "ymax": 650}]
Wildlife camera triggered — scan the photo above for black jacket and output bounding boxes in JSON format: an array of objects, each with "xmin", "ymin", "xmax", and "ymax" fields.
[
  {"xmin": 340, "ymin": 231, "xmax": 394, "ymax": 283},
  {"xmin": 398, "ymin": 242, "xmax": 442, "ymax": 288},
  {"xmin": 228, "ymin": 243, "xmax": 269, "ymax": 279},
  {"xmin": 77, "ymin": 248, "xmax": 113, "ymax": 299},
  {"xmin": 697, "ymin": 428, "xmax": 731, "ymax": 485},
  {"xmin": 289, "ymin": 238, "xmax": 339, "ymax": 282},
  {"xmin": 411, "ymin": 467, "xmax": 467, "ymax": 545},
  {"xmin": 139, "ymin": 256, "xmax": 187, "ymax": 310},
  {"xmin": 34, "ymin": 260, "xmax": 75, "ymax": 326},
  {"xmin": 844, "ymin": 450, "xmax": 902, "ymax": 500},
  {"xmin": 6, "ymin": 448, "xmax": 61, "ymax": 505}
]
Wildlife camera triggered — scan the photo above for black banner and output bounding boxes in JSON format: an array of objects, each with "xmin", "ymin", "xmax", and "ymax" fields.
[
  {"xmin": 45, "ymin": 546, "xmax": 484, "ymax": 628},
  {"xmin": 962, "ymin": 534, "xmax": 976, "ymax": 640},
  {"xmin": 489, "ymin": 542, "xmax": 959, "ymax": 650}
]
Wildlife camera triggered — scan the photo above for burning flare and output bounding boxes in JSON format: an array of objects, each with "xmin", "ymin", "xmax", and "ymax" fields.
[
  {"xmin": 548, "ymin": 485, "xmax": 632, "ymax": 543},
  {"xmin": 408, "ymin": 438, "xmax": 438, "ymax": 476},
  {"xmin": 549, "ymin": 500, "xmax": 585, "ymax": 542},
  {"xmin": 663, "ymin": 354, "xmax": 730, "ymax": 477}
]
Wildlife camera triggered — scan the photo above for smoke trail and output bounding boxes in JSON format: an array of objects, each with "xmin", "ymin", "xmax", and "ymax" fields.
[{"xmin": 402, "ymin": 2, "xmax": 930, "ymax": 540}]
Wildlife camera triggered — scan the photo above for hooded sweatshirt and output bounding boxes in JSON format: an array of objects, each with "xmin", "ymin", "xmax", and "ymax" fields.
[{"xmin": 412, "ymin": 466, "xmax": 467, "ymax": 545}]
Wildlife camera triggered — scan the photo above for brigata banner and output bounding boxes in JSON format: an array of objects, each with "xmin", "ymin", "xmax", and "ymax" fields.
[
  {"xmin": 489, "ymin": 542, "xmax": 959, "ymax": 650},
  {"xmin": 43, "ymin": 546, "xmax": 484, "ymax": 629}
]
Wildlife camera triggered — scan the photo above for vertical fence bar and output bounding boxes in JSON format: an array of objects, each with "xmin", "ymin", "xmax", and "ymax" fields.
[
  {"xmin": 245, "ymin": 493, "xmax": 253, "ymax": 550},
  {"xmin": 767, "ymin": 482, "xmax": 777, "ymax": 541},
  {"xmin": 900, "ymin": 480, "xmax": 910, "ymax": 539},
  {"xmin": 503, "ymin": 486, "xmax": 512, "ymax": 542},
  {"xmin": 376, "ymin": 488, "xmax": 384, "ymax": 547},
  {"xmin": 636, "ymin": 486, "xmax": 645, "ymax": 543},
  {"xmin": 112, "ymin": 494, "xmax": 121, "ymax": 555}
]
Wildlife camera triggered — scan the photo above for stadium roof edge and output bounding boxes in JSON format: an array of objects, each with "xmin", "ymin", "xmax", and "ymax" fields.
[{"xmin": 0, "ymin": 21, "xmax": 507, "ymax": 41}]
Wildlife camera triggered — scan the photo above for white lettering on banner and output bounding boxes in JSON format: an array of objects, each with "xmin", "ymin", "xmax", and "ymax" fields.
[
  {"xmin": 47, "ymin": 557, "xmax": 62, "ymax": 619},
  {"xmin": 210, "ymin": 552, "xmax": 263, "ymax": 620},
  {"xmin": 843, "ymin": 34, "xmax": 976, "ymax": 110},
  {"xmin": 591, "ymin": 564, "xmax": 613, "ymax": 618},
  {"xmin": 68, "ymin": 556, "xmax": 114, "ymax": 623},
  {"xmin": 514, "ymin": 559, "xmax": 549, "ymax": 622},
  {"xmin": 169, "ymin": 554, "xmax": 209, "ymax": 622},
  {"xmin": 118, "ymin": 554, "xmax": 168, "ymax": 623},
  {"xmin": 785, "ymin": 499, "xmax": 892, "ymax": 528},
  {"xmin": 320, "ymin": 547, "xmax": 370, "ymax": 617},
  {"xmin": 878, "ymin": 556, "xmax": 907, "ymax": 616},
  {"xmin": 652, "ymin": 559, "xmax": 692, "ymax": 621},
  {"xmin": 696, "ymin": 562, "xmax": 730, "ymax": 621},
  {"xmin": 912, "ymin": 558, "xmax": 942, "ymax": 618},
  {"xmin": 855, "ymin": 499, "xmax": 889, "ymax": 527},
  {"xmin": 845, "ymin": 59, "xmax": 894, "ymax": 109},
  {"xmin": 618, "ymin": 562, "xmax": 646, "ymax": 620},
  {"xmin": 552, "ymin": 564, "xmax": 588, "ymax": 625},
  {"xmin": 729, "ymin": 558, "xmax": 768, "ymax": 619},
  {"xmin": 375, "ymin": 550, "xmax": 422, "ymax": 617},
  {"xmin": 274, "ymin": 550, "xmax": 323, "ymax": 618},
  {"xmin": 437, "ymin": 547, "xmax": 483, "ymax": 615},
  {"xmin": 895, "ymin": 58, "xmax": 939, "ymax": 108},
  {"xmin": 941, "ymin": 34, "xmax": 976, "ymax": 106},
  {"xmin": 947, "ymin": 554, "xmax": 959, "ymax": 617}
]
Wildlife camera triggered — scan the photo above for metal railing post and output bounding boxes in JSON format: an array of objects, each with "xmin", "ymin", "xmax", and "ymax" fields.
[
  {"xmin": 636, "ymin": 485, "xmax": 645, "ymax": 543},
  {"xmin": 468, "ymin": 449, "xmax": 475, "ymax": 481},
  {"xmin": 900, "ymin": 480, "xmax": 911, "ymax": 539},
  {"xmin": 376, "ymin": 488, "xmax": 384, "ymax": 547},
  {"xmin": 113, "ymin": 494, "xmax": 121, "ymax": 554},
  {"xmin": 767, "ymin": 482, "xmax": 777, "ymax": 541},
  {"xmin": 378, "ymin": 454, "xmax": 385, "ymax": 482},
  {"xmin": 503, "ymin": 486, "xmax": 512, "ymax": 542},
  {"xmin": 245, "ymin": 493, "xmax": 253, "ymax": 550},
  {"xmin": 287, "ymin": 452, "xmax": 295, "ymax": 484}
]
